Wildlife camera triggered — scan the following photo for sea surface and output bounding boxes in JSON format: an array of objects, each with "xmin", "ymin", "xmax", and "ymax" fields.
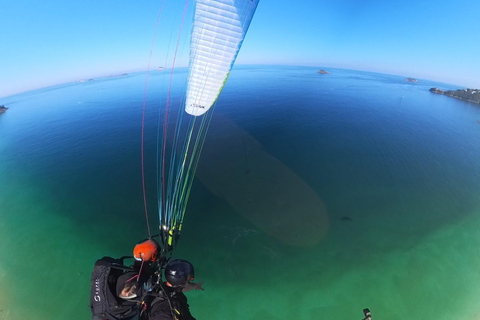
[{"xmin": 1, "ymin": 66, "xmax": 480, "ymax": 320}]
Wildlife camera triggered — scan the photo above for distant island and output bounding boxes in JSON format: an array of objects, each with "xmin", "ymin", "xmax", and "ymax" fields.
[
  {"xmin": 111, "ymin": 73, "xmax": 128, "ymax": 78},
  {"xmin": 405, "ymin": 77, "xmax": 417, "ymax": 83},
  {"xmin": 429, "ymin": 88, "xmax": 480, "ymax": 105},
  {"xmin": 78, "ymin": 73, "xmax": 128, "ymax": 83},
  {"xmin": 318, "ymin": 70, "xmax": 330, "ymax": 74},
  {"xmin": 0, "ymin": 105, "xmax": 8, "ymax": 114}
]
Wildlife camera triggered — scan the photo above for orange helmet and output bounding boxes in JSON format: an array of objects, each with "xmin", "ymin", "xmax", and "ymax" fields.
[{"xmin": 133, "ymin": 239, "xmax": 160, "ymax": 262}]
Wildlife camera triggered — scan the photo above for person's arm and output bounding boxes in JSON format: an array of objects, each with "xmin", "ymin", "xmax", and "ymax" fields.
[
  {"xmin": 179, "ymin": 293, "xmax": 196, "ymax": 320},
  {"xmin": 182, "ymin": 305, "xmax": 196, "ymax": 320},
  {"xmin": 182, "ymin": 281, "xmax": 204, "ymax": 292},
  {"xmin": 149, "ymin": 299, "xmax": 175, "ymax": 320}
]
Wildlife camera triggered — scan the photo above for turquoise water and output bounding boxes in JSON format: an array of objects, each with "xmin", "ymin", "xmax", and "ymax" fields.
[{"xmin": 1, "ymin": 66, "xmax": 480, "ymax": 319}]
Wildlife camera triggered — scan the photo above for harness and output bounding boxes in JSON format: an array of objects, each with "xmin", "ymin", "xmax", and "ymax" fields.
[
  {"xmin": 90, "ymin": 255, "xmax": 186, "ymax": 320},
  {"xmin": 143, "ymin": 282, "xmax": 185, "ymax": 320},
  {"xmin": 90, "ymin": 256, "xmax": 143, "ymax": 320}
]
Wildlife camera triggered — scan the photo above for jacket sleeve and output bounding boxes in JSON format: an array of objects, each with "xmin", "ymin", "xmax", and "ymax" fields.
[
  {"xmin": 148, "ymin": 299, "xmax": 174, "ymax": 320},
  {"xmin": 148, "ymin": 293, "xmax": 196, "ymax": 320},
  {"xmin": 178, "ymin": 293, "xmax": 196, "ymax": 320}
]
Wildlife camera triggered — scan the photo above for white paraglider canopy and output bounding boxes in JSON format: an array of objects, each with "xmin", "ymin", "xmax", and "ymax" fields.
[{"xmin": 185, "ymin": 0, "xmax": 259, "ymax": 116}]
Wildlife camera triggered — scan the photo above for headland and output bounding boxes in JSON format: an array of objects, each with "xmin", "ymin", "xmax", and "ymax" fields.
[{"xmin": 429, "ymin": 88, "xmax": 480, "ymax": 105}]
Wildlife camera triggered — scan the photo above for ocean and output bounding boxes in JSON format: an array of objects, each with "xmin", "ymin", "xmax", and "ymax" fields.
[{"xmin": 1, "ymin": 66, "xmax": 480, "ymax": 319}]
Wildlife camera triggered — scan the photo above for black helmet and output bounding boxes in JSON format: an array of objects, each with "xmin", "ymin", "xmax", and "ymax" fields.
[{"xmin": 165, "ymin": 259, "xmax": 194, "ymax": 287}]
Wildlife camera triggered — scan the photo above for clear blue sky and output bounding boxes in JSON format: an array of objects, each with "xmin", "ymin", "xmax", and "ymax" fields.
[{"xmin": 1, "ymin": 0, "xmax": 479, "ymax": 98}]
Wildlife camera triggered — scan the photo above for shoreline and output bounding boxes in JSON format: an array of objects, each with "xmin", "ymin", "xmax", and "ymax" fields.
[{"xmin": 429, "ymin": 88, "xmax": 480, "ymax": 105}]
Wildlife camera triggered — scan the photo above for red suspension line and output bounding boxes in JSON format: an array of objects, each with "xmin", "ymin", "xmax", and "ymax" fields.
[{"xmin": 141, "ymin": 1, "xmax": 166, "ymax": 238}]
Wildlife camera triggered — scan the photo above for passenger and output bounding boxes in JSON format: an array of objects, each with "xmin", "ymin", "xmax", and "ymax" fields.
[{"xmin": 145, "ymin": 259, "xmax": 203, "ymax": 320}]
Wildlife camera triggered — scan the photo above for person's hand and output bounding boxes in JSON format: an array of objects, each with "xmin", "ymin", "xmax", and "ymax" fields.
[{"xmin": 182, "ymin": 281, "xmax": 204, "ymax": 292}]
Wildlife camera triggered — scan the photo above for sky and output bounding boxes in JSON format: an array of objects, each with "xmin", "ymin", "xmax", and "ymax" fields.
[{"xmin": 1, "ymin": 0, "xmax": 479, "ymax": 98}]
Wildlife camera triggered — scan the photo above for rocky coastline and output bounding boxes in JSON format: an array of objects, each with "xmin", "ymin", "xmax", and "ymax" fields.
[{"xmin": 429, "ymin": 88, "xmax": 480, "ymax": 105}]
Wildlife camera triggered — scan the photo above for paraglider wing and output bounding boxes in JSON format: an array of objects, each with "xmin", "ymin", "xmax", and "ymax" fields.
[{"xmin": 185, "ymin": 0, "xmax": 259, "ymax": 116}]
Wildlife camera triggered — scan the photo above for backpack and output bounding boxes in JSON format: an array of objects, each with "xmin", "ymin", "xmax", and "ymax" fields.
[{"xmin": 90, "ymin": 256, "xmax": 141, "ymax": 320}]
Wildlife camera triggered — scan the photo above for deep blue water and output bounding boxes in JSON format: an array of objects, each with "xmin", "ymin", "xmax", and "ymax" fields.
[{"xmin": 1, "ymin": 66, "xmax": 480, "ymax": 319}]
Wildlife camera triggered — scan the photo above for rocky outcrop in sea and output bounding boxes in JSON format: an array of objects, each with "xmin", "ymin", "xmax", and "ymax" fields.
[{"xmin": 429, "ymin": 88, "xmax": 480, "ymax": 105}]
